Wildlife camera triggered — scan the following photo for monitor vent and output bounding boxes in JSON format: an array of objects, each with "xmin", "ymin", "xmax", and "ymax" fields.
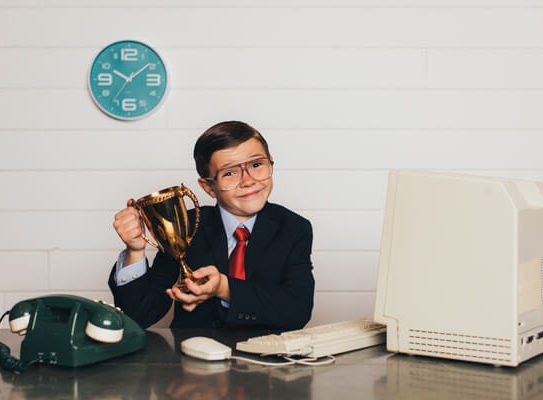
[{"xmin": 408, "ymin": 329, "xmax": 512, "ymax": 363}]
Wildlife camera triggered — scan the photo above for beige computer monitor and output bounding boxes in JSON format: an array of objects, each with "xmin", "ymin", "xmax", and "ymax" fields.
[{"xmin": 374, "ymin": 170, "xmax": 543, "ymax": 367}]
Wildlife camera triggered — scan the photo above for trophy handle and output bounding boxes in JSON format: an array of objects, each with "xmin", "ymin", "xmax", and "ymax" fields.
[
  {"xmin": 179, "ymin": 184, "xmax": 200, "ymax": 245},
  {"xmin": 141, "ymin": 231, "xmax": 159, "ymax": 249},
  {"xmin": 128, "ymin": 199, "xmax": 160, "ymax": 249}
]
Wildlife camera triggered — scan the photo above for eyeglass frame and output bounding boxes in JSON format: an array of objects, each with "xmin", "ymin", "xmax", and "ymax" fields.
[{"xmin": 204, "ymin": 157, "xmax": 274, "ymax": 191}]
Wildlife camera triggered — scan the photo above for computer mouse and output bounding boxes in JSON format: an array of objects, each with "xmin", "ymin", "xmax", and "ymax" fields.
[{"xmin": 181, "ymin": 336, "xmax": 232, "ymax": 361}]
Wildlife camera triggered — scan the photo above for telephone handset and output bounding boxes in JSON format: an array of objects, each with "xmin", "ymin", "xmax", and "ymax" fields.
[{"xmin": 1, "ymin": 295, "xmax": 146, "ymax": 371}]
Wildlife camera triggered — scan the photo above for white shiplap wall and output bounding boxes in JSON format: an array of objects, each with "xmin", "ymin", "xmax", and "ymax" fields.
[{"xmin": 2, "ymin": 1, "xmax": 543, "ymax": 328}]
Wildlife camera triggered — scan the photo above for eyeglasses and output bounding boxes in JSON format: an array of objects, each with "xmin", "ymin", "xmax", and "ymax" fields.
[{"xmin": 205, "ymin": 157, "xmax": 274, "ymax": 191}]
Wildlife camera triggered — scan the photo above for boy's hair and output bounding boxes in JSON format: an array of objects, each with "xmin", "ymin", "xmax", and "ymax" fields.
[{"xmin": 193, "ymin": 121, "xmax": 271, "ymax": 178}]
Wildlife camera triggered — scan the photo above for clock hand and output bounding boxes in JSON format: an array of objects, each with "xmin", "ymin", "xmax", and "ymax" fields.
[
  {"xmin": 113, "ymin": 69, "xmax": 132, "ymax": 82},
  {"xmin": 112, "ymin": 64, "xmax": 151, "ymax": 103},
  {"xmin": 130, "ymin": 63, "xmax": 151, "ymax": 80},
  {"xmin": 113, "ymin": 79, "xmax": 130, "ymax": 101}
]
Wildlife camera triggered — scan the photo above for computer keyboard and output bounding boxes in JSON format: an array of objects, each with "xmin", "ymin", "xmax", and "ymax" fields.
[{"xmin": 236, "ymin": 318, "xmax": 386, "ymax": 358}]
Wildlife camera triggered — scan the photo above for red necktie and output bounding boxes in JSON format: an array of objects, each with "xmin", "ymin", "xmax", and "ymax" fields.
[{"xmin": 228, "ymin": 227, "xmax": 250, "ymax": 280}]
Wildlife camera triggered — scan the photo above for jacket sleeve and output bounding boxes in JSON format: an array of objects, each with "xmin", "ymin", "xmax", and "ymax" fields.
[
  {"xmin": 226, "ymin": 218, "xmax": 315, "ymax": 330},
  {"xmin": 108, "ymin": 251, "xmax": 178, "ymax": 328}
]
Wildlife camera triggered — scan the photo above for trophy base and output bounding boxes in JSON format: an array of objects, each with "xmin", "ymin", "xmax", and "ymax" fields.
[
  {"xmin": 176, "ymin": 260, "xmax": 209, "ymax": 293},
  {"xmin": 176, "ymin": 276, "xmax": 209, "ymax": 293}
]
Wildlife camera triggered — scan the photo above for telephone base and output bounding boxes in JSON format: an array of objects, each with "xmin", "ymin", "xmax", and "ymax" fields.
[{"xmin": 14, "ymin": 295, "xmax": 146, "ymax": 367}]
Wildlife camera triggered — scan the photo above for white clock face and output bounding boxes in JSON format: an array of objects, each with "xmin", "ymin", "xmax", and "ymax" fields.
[{"xmin": 88, "ymin": 40, "xmax": 168, "ymax": 120}]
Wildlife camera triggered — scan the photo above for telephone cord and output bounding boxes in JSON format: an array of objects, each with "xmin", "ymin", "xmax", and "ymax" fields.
[
  {"xmin": 0, "ymin": 311, "xmax": 8, "ymax": 325},
  {"xmin": 0, "ymin": 311, "xmax": 38, "ymax": 373},
  {"xmin": 0, "ymin": 342, "xmax": 37, "ymax": 373}
]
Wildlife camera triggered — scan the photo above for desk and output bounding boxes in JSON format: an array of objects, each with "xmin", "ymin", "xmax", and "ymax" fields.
[{"xmin": 1, "ymin": 328, "xmax": 543, "ymax": 399}]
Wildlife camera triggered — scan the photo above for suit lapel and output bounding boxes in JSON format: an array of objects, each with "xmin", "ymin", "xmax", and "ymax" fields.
[
  {"xmin": 203, "ymin": 206, "xmax": 229, "ymax": 275},
  {"xmin": 245, "ymin": 203, "xmax": 278, "ymax": 280}
]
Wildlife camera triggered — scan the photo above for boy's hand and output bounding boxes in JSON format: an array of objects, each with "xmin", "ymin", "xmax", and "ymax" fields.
[
  {"xmin": 113, "ymin": 200, "xmax": 146, "ymax": 264},
  {"xmin": 166, "ymin": 266, "xmax": 230, "ymax": 312}
]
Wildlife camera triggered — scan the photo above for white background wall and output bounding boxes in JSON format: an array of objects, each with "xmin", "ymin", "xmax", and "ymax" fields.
[{"xmin": 2, "ymin": 0, "xmax": 543, "ymax": 328}]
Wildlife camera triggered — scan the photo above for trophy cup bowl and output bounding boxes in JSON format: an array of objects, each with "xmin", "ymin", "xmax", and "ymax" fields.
[{"xmin": 132, "ymin": 184, "xmax": 207, "ymax": 291}]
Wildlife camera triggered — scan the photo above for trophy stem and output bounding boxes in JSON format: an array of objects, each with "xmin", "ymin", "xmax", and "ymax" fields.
[{"xmin": 175, "ymin": 258, "xmax": 209, "ymax": 292}]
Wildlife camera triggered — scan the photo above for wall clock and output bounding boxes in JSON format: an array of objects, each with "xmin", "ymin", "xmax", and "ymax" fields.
[{"xmin": 88, "ymin": 40, "xmax": 168, "ymax": 120}]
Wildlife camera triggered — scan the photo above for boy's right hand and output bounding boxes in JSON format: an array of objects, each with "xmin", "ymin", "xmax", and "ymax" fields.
[{"xmin": 113, "ymin": 200, "xmax": 147, "ymax": 258}]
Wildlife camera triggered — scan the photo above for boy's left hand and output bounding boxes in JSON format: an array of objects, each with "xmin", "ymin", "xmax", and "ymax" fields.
[{"xmin": 166, "ymin": 266, "xmax": 230, "ymax": 312}]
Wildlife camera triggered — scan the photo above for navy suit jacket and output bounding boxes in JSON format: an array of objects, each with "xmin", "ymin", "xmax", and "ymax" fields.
[{"xmin": 109, "ymin": 202, "xmax": 315, "ymax": 330}]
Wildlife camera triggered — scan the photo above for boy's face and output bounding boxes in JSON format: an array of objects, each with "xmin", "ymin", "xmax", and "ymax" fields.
[{"xmin": 198, "ymin": 138, "xmax": 273, "ymax": 222}]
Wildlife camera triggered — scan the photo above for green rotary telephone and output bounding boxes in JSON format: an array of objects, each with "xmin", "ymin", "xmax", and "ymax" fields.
[{"xmin": 1, "ymin": 295, "xmax": 146, "ymax": 372}]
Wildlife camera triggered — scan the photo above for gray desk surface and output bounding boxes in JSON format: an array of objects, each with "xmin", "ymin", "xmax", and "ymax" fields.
[{"xmin": 1, "ymin": 327, "xmax": 543, "ymax": 400}]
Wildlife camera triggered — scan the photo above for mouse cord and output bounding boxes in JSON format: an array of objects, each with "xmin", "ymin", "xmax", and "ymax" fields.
[
  {"xmin": 230, "ymin": 355, "xmax": 296, "ymax": 366},
  {"xmin": 283, "ymin": 355, "xmax": 336, "ymax": 366},
  {"xmin": 230, "ymin": 354, "xmax": 335, "ymax": 367}
]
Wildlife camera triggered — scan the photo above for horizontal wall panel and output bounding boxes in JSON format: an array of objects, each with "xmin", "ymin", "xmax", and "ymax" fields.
[
  {"xmin": 270, "ymin": 131, "xmax": 543, "ymax": 170},
  {"xmin": 0, "ymin": 210, "xmax": 382, "ymax": 251},
  {"xmin": 167, "ymin": 48, "xmax": 426, "ymax": 89},
  {"xmin": 3, "ymin": 1, "xmax": 543, "ymax": 7},
  {"xmin": 2, "ymin": 8, "xmax": 543, "ymax": 47},
  {"xmin": 4, "ymin": 130, "xmax": 543, "ymax": 171},
  {"xmin": 313, "ymin": 251, "xmax": 379, "ymax": 292},
  {"xmin": 4, "ymin": 90, "xmax": 543, "ymax": 129},
  {"xmin": 0, "ymin": 131, "xmax": 197, "ymax": 170},
  {"xmin": 272, "ymin": 171, "xmax": 388, "ymax": 211},
  {"xmin": 3, "ymin": 291, "xmax": 114, "ymax": 308},
  {"xmin": 4, "ymin": 291, "xmax": 114, "ymax": 306},
  {"xmin": 428, "ymin": 49, "xmax": 543, "ymax": 89},
  {"xmin": 0, "ymin": 252, "xmax": 48, "ymax": 291},
  {"xmin": 0, "ymin": 48, "xmax": 96, "ymax": 89},
  {"xmin": 310, "ymin": 292, "xmax": 376, "ymax": 327},
  {"xmin": 0, "ymin": 90, "xmax": 169, "ymax": 130},
  {"xmin": 49, "ymin": 250, "xmax": 121, "ymax": 291},
  {"xmin": 5, "ymin": 1, "xmax": 543, "ymax": 7},
  {"xmin": 0, "ymin": 48, "xmax": 425, "ymax": 89},
  {"xmin": 305, "ymin": 211, "xmax": 383, "ymax": 251},
  {"xmin": 167, "ymin": 89, "xmax": 543, "ymax": 130},
  {"xmin": 0, "ymin": 212, "xmax": 121, "ymax": 250},
  {"xmin": 0, "ymin": 170, "xmax": 388, "ymax": 211}
]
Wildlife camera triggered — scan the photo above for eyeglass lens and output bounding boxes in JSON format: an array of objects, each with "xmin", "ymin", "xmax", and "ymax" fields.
[{"xmin": 216, "ymin": 158, "xmax": 272, "ymax": 190}]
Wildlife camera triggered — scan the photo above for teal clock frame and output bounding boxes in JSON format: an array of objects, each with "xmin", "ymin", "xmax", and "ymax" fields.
[{"xmin": 88, "ymin": 40, "xmax": 168, "ymax": 120}]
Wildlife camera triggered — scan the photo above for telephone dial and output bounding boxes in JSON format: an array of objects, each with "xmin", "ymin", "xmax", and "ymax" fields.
[{"xmin": 0, "ymin": 295, "xmax": 146, "ymax": 372}]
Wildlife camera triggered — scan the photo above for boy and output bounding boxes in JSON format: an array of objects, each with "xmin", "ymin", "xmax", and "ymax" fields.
[{"xmin": 109, "ymin": 121, "xmax": 315, "ymax": 330}]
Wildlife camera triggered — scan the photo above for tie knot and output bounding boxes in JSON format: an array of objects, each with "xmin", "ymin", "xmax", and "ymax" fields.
[{"xmin": 234, "ymin": 226, "xmax": 250, "ymax": 242}]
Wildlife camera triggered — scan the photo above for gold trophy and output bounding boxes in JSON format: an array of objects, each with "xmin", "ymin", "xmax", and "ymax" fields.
[{"xmin": 131, "ymin": 184, "xmax": 207, "ymax": 291}]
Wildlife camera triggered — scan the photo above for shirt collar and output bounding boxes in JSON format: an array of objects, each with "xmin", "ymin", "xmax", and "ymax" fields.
[{"xmin": 219, "ymin": 206, "xmax": 257, "ymax": 238}]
